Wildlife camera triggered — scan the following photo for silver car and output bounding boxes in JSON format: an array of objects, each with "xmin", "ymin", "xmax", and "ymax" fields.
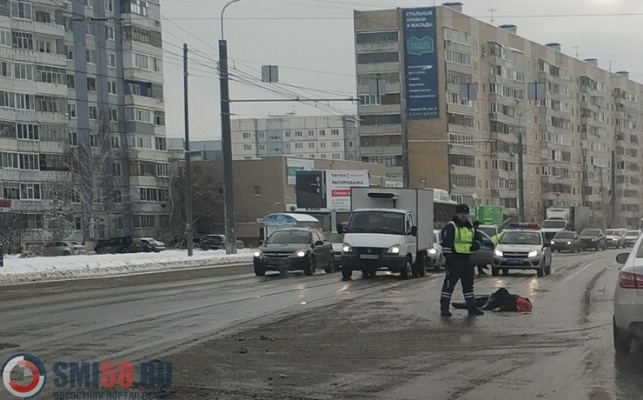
[
  {"xmin": 605, "ymin": 229, "xmax": 627, "ymax": 249},
  {"xmin": 42, "ymin": 241, "xmax": 85, "ymax": 256},
  {"xmin": 613, "ymin": 233, "xmax": 643, "ymax": 356},
  {"xmin": 624, "ymin": 230, "xmax": 641, "ymax": 248},
  {"xmin": 427, "ymin": 230, "xmax": 445, "ymax": 272}
]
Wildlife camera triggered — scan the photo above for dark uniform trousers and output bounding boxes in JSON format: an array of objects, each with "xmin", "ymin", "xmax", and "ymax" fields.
[{"xmin": 440, "ymin": 254, "xmax": 476, "ymax": 311}]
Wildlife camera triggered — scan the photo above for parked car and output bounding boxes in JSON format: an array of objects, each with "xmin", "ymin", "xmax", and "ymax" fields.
[
  {"xmin": 470, "ymin": 230, "xmax": 496, "ymax": 270},
  {"xmin": 253, "ymin": 228, "xmax": 333, "ymax": 276},
  {"xmin": 579, "ymin": 228, "xmax": 607, "ymax": 251},
  {"xmin": 477, "ymin": 225, "xmax": 501, "ymax": 240},
  {"xmin": 326, "ymin": 232, "xmax": 344, "ymax": 271},
  {"xmin": 613, "ymin": 233, "xmax": 643, "ymax": 356},
  {"xmin": 606, "ymin": 229, "xmax": 627, "ymax": 249},
  {"xmin": 95, "ymin": 237, "xmax": 153, "ymax": 254},
  {"xmin": 200, "ymin": 235, "xmax": 245, "ymax": 250},
  {"xmin": 42, "ymin": 241, "xmax": 84, "ymax": 256},
  {"xmin": 140, "ymin": 238, "xmax": 165, "ymax": 252},
  {"xmin": 550, "ymin": 231, "xmax": 582, "ymax": 253},
  {"xmin": 70, "ymin": 242, "xmax": 87, "ymax": 255},
  {"xmin": 625, "ymin": 230, "xmax": 641, "ymax": 248},
  {"xmin": 427, "ymin": 230, "xmax": 445, "ymax": 272}
]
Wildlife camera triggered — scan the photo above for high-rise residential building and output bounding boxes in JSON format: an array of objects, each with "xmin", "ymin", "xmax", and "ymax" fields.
[
  {"xmin": 0, "ymin": 0, "xmax": 168, "ymax": 246},
  {"xmin": 231, "ymin": 115, "xmax": 359, "ymax": 161},
  {"xmin": 354, "ymin": 2, "xmax": 643, "ymax": 227}
]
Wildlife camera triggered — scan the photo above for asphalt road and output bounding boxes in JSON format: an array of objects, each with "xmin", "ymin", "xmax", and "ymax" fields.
[{"xmin": 0, "ymin": 248, "xmax": 639, "ymax": 399}]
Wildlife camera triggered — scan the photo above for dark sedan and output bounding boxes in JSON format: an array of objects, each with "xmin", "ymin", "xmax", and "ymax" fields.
[
  {"xmin": 551, "ymin": 231, "xmax": 581, "ymax": 253},
  {"xmin": 579, "ymin": 228, "xmax": 607, "ymax": 251},
  {"xmin": 253, "ymin": 228, "xmax": 333, "ymax": 276}
]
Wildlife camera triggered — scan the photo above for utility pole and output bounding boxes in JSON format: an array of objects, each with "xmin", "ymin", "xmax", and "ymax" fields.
[
  {"xmin": 401, "ymin": 97, "xmax": 410, "ymax": 188},
  {"xmin": 517, "ymin": 113, "xmax": 526, "ymax": 222},
  {"xmin": 611, "ymin": 150, "xmax": 616, "ymax": 227},
  {"xmin": 599, "ymin": 166, "xmax": 607, "ymax": 230},
  {"xmin": 183, "ymin": 44, "xmax": 194, "ymax": 257},
  {"xmin": 220, "ymin": 1, "xmax": 239, "ymax": 254}
]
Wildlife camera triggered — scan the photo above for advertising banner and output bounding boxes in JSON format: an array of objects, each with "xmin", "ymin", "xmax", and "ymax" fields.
[
  {"xmin": 403, "ymin": 7, "xmax": 440, "ymax": 120},
  {"xmin": 326, "ymin": 170, "xmax": 370, "ymax": 212},
  {"xmin": 287, "ymin": 158, "xmax": 314, "ymax": 185}
]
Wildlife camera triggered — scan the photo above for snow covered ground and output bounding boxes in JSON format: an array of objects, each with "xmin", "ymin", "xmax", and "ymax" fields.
[{"xmin": 0, "ymin": 249, "xmax": 256, "ymax": 284}]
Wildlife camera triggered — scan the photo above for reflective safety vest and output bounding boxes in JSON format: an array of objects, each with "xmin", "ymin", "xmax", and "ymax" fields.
[
  {"xmin": 491, "ymin": 232, "xmax": 504, "ymax": 245},
  {"xmin": 449, "ymin": 221, "xmax": 473, "ymax": 254}
]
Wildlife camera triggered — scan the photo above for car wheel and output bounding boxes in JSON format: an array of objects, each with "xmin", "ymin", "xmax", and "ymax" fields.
[
  {"xmin": 614, "ymin": 317, "xmax": 631, "ymax": 355},
  {"xmin": 63, "ymin": 250, "xmax": 71, "ymax": 256},
  {"xmin": 323, "ymin": 257, "xmax": 333, "ymax": 274},
  {"xmin": 361, "ymin": 267, "xmax": 371, "ymax": 279},
  {"xmin": 201, "ymin": 244, "xmax": 209, "ymax": 251},
  {"xmin": 416, "ymin": 252, "xmax": 427, "ymax": 277},
  {"xmin": 537, "ymin": 263, "xmax": 545, "ymax": 278},
  {"xmin": 254, "ymin": 263, "xmax": 266, "ymax": 277},
  {"xmin": 491, "ymin": 267, "xmax": 500, "ymax": 277},
  {"xmin": 120, "ymin": 248, "xmax": 129, "ymax": 254},
  {"xmin": 341, "ymin": 265, "xmax": 352, "ymax": 280},
  {"xmin": 400, "ymin": 257, "xmax": 413, "ymax": 280},
  {"xmin": 303, "ymin": 257, "xmax": 315, "ymax": 276}
]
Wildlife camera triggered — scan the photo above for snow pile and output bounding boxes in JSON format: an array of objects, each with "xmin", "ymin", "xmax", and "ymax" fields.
[{"xmin": 0, "ymin": 249, "xmax": 255, "ymax": 284}]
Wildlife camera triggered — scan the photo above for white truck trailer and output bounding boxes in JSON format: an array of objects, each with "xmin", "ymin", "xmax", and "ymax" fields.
[{"xmin": 338, "ymin": 188, "xmax": 434, "ymax": 280}]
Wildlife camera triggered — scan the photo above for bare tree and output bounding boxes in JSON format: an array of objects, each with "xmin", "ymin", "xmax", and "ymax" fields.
[
  {"xmin": 61, "ymin": 111, "xmax": 117, "ymax": 243},
  {"xmin": 168, "ymin": 163, "xmax": 223, "ymax": 245},
  {"xmin": 44, "ymin": 191, "xmax": 76, "ymax": 241},
  {"xmin": 0, "ymin": 212, "xmax": 24, "ymax": 254}
]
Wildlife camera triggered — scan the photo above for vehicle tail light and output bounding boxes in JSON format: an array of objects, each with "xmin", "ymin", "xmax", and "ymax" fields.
[{"xmin": 619, "ymin": 271, "xmax": 643, "ymax": 289}]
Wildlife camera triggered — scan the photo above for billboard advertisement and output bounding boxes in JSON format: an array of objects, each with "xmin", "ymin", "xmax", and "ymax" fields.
[
  {"xmin": 403, "ymin": 7, "xmax": 440, "ymax": 120},
  {"xmin": 326, "ymin": 170, "xmax": 370, "ymax": 212},
  {"xmin": 295, "ymin": 170, "xmax": 327, "ymax": 209},
  {"xmin": 287, "ymin": 158, "xmax": 314, "ymax": 185}
]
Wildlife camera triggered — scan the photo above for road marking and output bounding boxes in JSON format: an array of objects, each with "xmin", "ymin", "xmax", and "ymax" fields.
[{"xmin": 569, "ymin": 259, "xmax": 606, "ymax": 279}]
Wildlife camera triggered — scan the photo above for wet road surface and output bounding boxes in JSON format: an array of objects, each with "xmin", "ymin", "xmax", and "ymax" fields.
[{"xmin": 0, "ymin": 249, "xmax": 640, "ymax": 399}]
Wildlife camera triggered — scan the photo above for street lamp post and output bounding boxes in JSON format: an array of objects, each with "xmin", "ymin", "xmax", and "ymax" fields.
[{"xmin": 219, "ymin": 0, "xmax": 244, "ymax": 254}]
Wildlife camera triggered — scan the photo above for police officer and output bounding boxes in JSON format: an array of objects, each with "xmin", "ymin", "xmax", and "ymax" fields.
[
  {"xmin": 472, "ymin": 221, "xmax": 487, "ymax": 275},
  {"xmin": 440, "ymin": 204, "xmax": 484, "ymax": 317}
]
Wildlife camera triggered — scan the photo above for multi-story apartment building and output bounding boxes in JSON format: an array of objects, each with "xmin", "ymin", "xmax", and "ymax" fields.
[
  {"xmin": 0, "ymin": 0, "xmax": 168, "ymax": 246},
  {"xmin": 354, "ymin": 2, "xmax": 643, "ymax": 227},
  {"xmin": 231, "ymin": 115, "xmax": 359, "ymax": 161}
]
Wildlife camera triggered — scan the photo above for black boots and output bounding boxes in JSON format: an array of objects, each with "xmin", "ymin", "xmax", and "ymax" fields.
[
  {"xmin": 468, "ymin": 308, "xmax": 485, "ymax": 316},
  {"xmin": 440, "ymin": 297, "xmax": 452, "ymax": 317},
  {"xmin": 466, "ymin": 298, "xmax": 485, "ymax": 316}
]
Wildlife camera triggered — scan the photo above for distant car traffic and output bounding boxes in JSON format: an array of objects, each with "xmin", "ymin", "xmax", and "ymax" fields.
[
  {"xmin": 253, "ymin": 228, "xmax": 333, "ymax": 276},
  {"xmin": 42, "ymin": 241, "xmax": 85, "ymax": 256},
  {"xmin": 550, "ymin": 231, "xmax": 582, "ymax": 253},
  {"xmin": 579, "ymin": 228, "xmax": 607, "ymax": 251},
  {"xmin": 491, "ymin": 223, "xmax": 553, "ymax": 278},
  {"xmin": 613, "ymin": 232, "xmax": 643, "ymax": 357},
  {"xmin": 625, "ymin": 230, "xmax": 641, "ymax": 248},
  {"xmin": 140, "ymin": 238, "xmax": 165, "ymax": 252},
  {"xmin": 605, "ymin": 229, "xmax": 627, "ymax": 249}
]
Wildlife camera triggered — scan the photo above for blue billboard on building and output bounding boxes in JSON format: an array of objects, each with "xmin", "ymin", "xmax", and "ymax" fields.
[{"xmin": 403, "ymin": 7, "xmax": 439, "ymax": 120}]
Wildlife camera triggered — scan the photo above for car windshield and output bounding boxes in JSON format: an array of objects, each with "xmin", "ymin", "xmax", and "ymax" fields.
[
  {"xmin": 626, "ymin": 231, "xmax": 640, "ymax": 237},
  {"xmin": 554, "ymin": 232, "xmax": 575, "ymax": 239},
  {"xmin": 580, "ymin": 229, "xmax": 600, "ymax": 236},
  {"xmin": 606, "ymin": 230, "xmax": 620, "ymax": 236},
  {"xmin": 478, "ymin": 227, "xmax": 496, "ymax": 237},
  {"xmin": 498, "ymin": 231, "xmax": 542, "ymax": 245},
  {"xmin": 348, "ymin": 211, "xmax": 406, "ymax": 235},
  {"xmin": 542, "ymin": 220, "xmax": 567, "ymax": 229},
  {"xmin": 327, "ymin": 233, "xmax": 344, "ymax": 243},
  {"xmin": 266, "ymin": 231, "xmax": 311, "ymax": 245}
]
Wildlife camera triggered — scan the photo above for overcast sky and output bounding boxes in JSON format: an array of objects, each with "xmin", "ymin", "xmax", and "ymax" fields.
[{"xmin": 159, "ymin": 0, "xmax": 643, "ymax": 140}]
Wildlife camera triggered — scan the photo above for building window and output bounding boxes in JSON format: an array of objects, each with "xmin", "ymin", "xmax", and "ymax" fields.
[
  {"xmin": 64, "ymin": 45, "xmax": 73, "ymax": 60},
  {"xmin": 128, "ymin": 83, "xmax": 140, "ymax": 95},
  {"xmin": 243, "ymin": 144, "xmax": 252, "ymax": 151},
  {"xmin": 243, "ymin": 132, "xmax": 251, "ymax": 139},
  {"xmin": 89, "ymin": 106, "xmax": 98, "ymax": 120},
  {"xmin": 155, "ymin": 137, "xmax": 166, "ymax": 151},
  {"xmin": 86, "ymin": 49, "xmax": 95, "ymax": 64},
  {"xmin": 156, "ymin": 163, "xmax": 169, "ymax": 177},
  {"xmin": 111, "ymin": 135, "xmax": 120, "ymax": 148},
  {"xmin": 16, "ymin": 123, "xmax": 38, "ymax": 140},
  {"xmin": 14, "ymin": 64, "xmax": 33, "ymax": 80},
  {"xmin": 105, "ymin": 0, "xmax": 114, "ymax": 11},
  {"xmin": 87, "ymin": 77, "xmax": 96, "ymax": 92},
  {"xmin": 20, "ymin": 183, "xmax": 41, "ymax": 200},
  {"xmin": 108, "ymin": 80, "xmax": 117, "ymax": 95},
  {"xmin": 114, "ymin": 190, "xmax": 122, "ymax": 203},
  {"xmin": 108, "ymin": 52, "xmax": 116, "ymax": 67},
  {"xmin": 110, "ymin": 108, "xmax": 118, "ymax": 121},
  {"xmin": 66, "ymin": 75, "xmax": 74, "ymax": 88},
  {"xmin": 10, "ymin": 1, "xmax": 32, "ymax": 20},
  {"xmin": 22, "ymin": 213, "xmax": 43, "ymax": 229},
  {"xmin": 332, "ymin": 154, "xmax": 341, "ymax": 160},
  {"xmin": 253, "ymin": 186, "xmax": 261, "ymax": 196},
  {"xmin": 69, "ymin": 131, "xmax": 77, "ymax": 146},
  {"xmin": 74, "ymin": 217, "xmax": 82, "ymax": 230},
  {"xmin": 68, "ymin": 103, "xmax": 77, "ymax": 118},
  {"xmin": 12, "ymin": 32, "xmax": 33, "ymax": 50},
  {"xmin": 153, "ymin": 111, "xmax": 164, "ymax": 126},
  {"xmin": 113, "ymin": 162, "xmax": 121, "ymax": 176}
]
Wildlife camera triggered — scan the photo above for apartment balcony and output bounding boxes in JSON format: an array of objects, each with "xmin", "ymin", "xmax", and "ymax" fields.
[
  {"xmin": 129, "ymin": 148, "xmax": 169, "ymax": 162},
  {"xmin": 358, "ymin": 104, "xmax": 401, "ymax": 115},
  {"xmin": 123, "ymin": 67, "xmax": 163, "ymax": 85},
  {"xmin": 356, "ymin": 62, "xmax": 400, "ymax": 74},
  {"xmin": 359, "ymin": 145, "xmax": 401, "ymax": 156},
  {"xmin": 122, "ymin": 13, "xmax": 162, "ymax": 31},
  {"xmin": 357, "ymin": 82, "xmax": 401, "ymax": 95},
  {"xmin": 125, "ymin": 94, "xmax": 164, "ymax": 110},
  {"xmin": 359, "ymin": 124, "xmax": 401, "ymax": 135},
  {"xmin": 0, "ymin": 16, "xmax": 65, "ymax": 39},
  {"xmin": 123, "ymin": 40, "xmax": 163, "ymax": 59},
  {"xmin": 446, "ymin": 103, "xmax": 474, "ymax": 116},
  {"xmin": 355, "ymin": 42, "xmax": 399, "ymax": 53},
  {"xmin": 488, "ymin": 111, "xmax": 516, "ymax": 126},
  {"xmin": 129, "ymin": 176, "xmax": 169, "ymax": 187},
  {"xmin": 0, "ymin": 47, "xmax": 66, "ymax": 67},
  {"xmin": 154, "ymin": 125, "xmax": 166, "ymax": 137},
  {"xmin": 130, "ymin": 202, "xmax": 169, "ymax": 214}
]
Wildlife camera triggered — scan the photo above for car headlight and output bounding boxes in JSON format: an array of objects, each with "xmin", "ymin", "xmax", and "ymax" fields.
[
  {"xmin": 428, "ymin": 248, "xmax": 437, "ymax": 255},
  {"xmin": 567, "ymin": 242, "xmax": 571, "ymax": 245},
  {"xmin": 528, "ymin": 251, "xmax": 539, "ymax": 258},
  {"xmin": 591, "ymin": 238, "xmax": 597, "ymax": 241},
  {"xmin": 388, "ymin": 245, "xmax": 401, "ymax": 254},
  {"xmin": 494, "ymin": 249, "xmax": 503, "ymax": 257},
  {"xmin": 294, "ymin": 250, "xmax": 307, "ymax": 258},
  {"xmin": 551, "ymin": 241, "xmax": 555, "ymax": 245},
  {"xmin": 342, "ymin": 243, "xmax": 352, "ymax": 253},
  {"xmin": 254, "ymin": 251, "xmax": 262, "ymax": 258}
]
